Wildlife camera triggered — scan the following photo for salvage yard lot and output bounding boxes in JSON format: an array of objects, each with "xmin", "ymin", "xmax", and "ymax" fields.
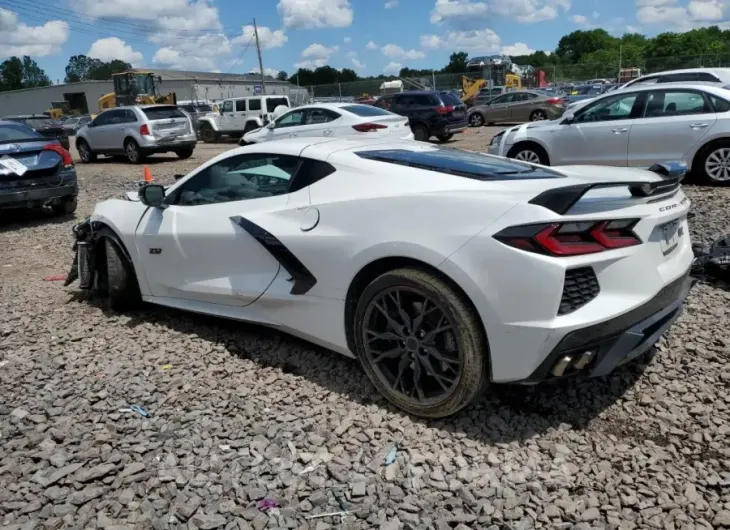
[{"xmin": 1, "ymin": 128, "xmax": 730, "ymax": 530}]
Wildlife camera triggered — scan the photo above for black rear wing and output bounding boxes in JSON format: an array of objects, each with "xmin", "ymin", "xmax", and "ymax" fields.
[{"xmin": 530, "ymin": 161, "xmax": 687, "ymax": 215}]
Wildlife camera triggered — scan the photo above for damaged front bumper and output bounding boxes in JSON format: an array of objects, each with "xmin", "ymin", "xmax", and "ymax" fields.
[{"xmin": 64, "ymin": 217, "xmax": 100, "ymax": 289}]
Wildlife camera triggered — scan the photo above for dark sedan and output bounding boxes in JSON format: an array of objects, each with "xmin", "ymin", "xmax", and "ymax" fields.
[
  {"xmin": 0, "ymin": 120, "xmax": 78, "ymax": 215},
  {"xmin": 2, "ymin": 114, "xmax": 70, "ymax": 150}
]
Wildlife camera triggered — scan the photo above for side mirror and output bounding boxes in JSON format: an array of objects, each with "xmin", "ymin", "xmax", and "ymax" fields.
[
  {"xmin": 266, "ymin": 121, "xmax": 276, "ymax": 129},
  {"xmin": 138, "ymin": 184, "xmax": 166, "ymax": 208},
  {"xmin": 561, "ymin": 113, "xmax": 575, "ymax": 125}
]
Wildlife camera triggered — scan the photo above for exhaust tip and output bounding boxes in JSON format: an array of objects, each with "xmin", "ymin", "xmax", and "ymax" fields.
[
  {"xmin": 551, "ymin": 355, "xmax": 573, "ymax": 377},
  {"xmin": 573, "ymin": 350, "xmax": 595, "ymax": 370}
]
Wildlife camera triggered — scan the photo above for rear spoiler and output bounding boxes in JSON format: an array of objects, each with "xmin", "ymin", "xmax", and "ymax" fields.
[{"xmin": 530, "ymin": 161, "xmax": 687, "ymax": 215}]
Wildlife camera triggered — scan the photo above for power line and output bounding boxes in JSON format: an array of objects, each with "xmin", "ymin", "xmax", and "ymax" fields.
[{"xmin": 224, "ymin": 33, "xmax": 255, "ymax": 74}]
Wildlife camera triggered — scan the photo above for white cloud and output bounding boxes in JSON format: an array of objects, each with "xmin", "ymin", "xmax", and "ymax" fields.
[
  {"xmin": 571, "ymin": 14, "xmax": 589, "ymax": 23},
  {"xmin": 366, "ymin": 40, "xmax": 378, "ymax": 50},
  {"xmin": 156, "ymin": 1, "xmax": 221, "ymax": 32},
  {"xmin": 636, "ymin": 0, "xmax": 726, "ymax": 27},
  {"xmin": 430, "ymin": 0, "xmax": 570, "ymax": 26},
  {"xmin": 344, "ymin": 36, "xmax": 352, "ymax": 43},
  {"xmin": 352, "ymin": 58, "xmax": 365, "ymax": 69},
  {"xmin": 381, "ymin": 44, "xmax": 426, "ymax": 60},
  {"xmin": 277, "ymin": 0, "xmax": 353, "ymax": 29},
  {"xmin": 383, "ymin": 61, "xmax": 402, "ymax": 75},
  {"xmin": 502, "ymin": 42, "xmax": 535, "ymax": 55},
  {"xmin": 385, "ymin": 0, "xmax": 398, "ymax": 7},
  {"xmin": 420, "ymin": 29, "xmax": 501, "ymax": 54},
  {"xmin": 249, "ymin": 66, "xmax": 281, "ymax": 77},
  {"xmin": 0, "ymin": 8, "xmax": 69, "ymax": 58},
  {"xmin": 87, "ymin": 37, "xmax": 143, "ymax": 65},
  {"xmin": 152, "ymin": 32, "xmax": 231, "ymax": 70},
  {"xmin": 294, "ymin": 42, "xmax": 339, "ymax": 68},
  {"xmin": 233, "ymin": 25, "xmax": 287, "ymax": 49},
  {"xmin": 430, "ymin": 0, "xmax": 489, "ymax": 24},
  {"xmin": 626, "ymin": 24, "xmax": 643, "ymax": 32},
  {"xmin": 490, "ymin": 0, "xmax": 571, "ymax": 23}
]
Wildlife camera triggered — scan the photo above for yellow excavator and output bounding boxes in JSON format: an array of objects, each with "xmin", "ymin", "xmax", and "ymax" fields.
[
  {"xmin": 461, "ymin": 71, "xmax": 523, "ymax": 105},
  {"xmin": 97, "ymin": 71, "xmax": 177, "ymax": 113}
]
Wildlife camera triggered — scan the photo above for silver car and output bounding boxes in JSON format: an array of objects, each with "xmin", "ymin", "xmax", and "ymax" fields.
[
  {"xmin": 76, "ymin": 105, "xmax": 196, "ymax": 164},
  {"xmin": 487, "ymin": 83, "xmax": 730, "ymax": 185},
  {"xmin": 468, "ymin": 90, "xmax": 566, "ymax": 126}
]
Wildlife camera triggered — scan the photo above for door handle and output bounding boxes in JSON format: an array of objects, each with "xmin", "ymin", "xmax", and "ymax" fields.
[
  {"xmin": 612, "ymin": 127, "xmax": 629, "ymax": 134},
  {"xmin": 690, "ymin": 123, "xmax": 709, "ymax": 129}
]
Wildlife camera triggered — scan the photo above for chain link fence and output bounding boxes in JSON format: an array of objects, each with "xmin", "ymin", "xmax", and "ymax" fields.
[{"xmin": 305, "ymin": 53, "xmax": 730, "ymax": 101}]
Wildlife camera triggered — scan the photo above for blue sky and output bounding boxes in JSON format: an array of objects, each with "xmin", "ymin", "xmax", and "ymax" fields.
[{"xmin": 0, "ymin": 0, "xmax": 723, "ymax": 82}]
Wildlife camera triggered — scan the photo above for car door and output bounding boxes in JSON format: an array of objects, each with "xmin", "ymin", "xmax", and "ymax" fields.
[
  {"xmin": 300, "ymin": 108, "xmax": 342, "ymax": 137},
  {"xmin": 134, "ymin": 151, "xmax": 312, "ymax": 307},
  {"xmin": 106, "ymin": 109, "xmax": 133, "ymax": 150},
  {"xmin": 627, "ymin": 88, "xmax": 718, "ymax": 167},
  {"xmin": 86, "ymin": 111, "xmax": 114, "ymax": 150},
  {"xmin": 483, "ymin": 94, "xmax": 514, "ymax": 123},
  {"xmin": 508, "ymin": 92, "xmax": 539, "ymax": 122},
  {"xmin": 219, "ymin": 100, "xmax": 235, "ymax": 131},
  {"xmin": 548, "ymin": 92, "xmax": 641, "ymax": 166}
]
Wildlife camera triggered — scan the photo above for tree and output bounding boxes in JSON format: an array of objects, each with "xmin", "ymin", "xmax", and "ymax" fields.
[
  {"xmin": 0, "ymin": 56, "xmax": 51, "ymax": 92},
  {"xmin": 276, "ymin": 70, "xmax": 288, "ymax": 81},
  {"xmin": 22, "ymin": 56, "xmax": 51, "ymax": 88},
  {"xmin": 556, "ymin": 29, "xmax": 617, "ymax": 63},
  {"xmin": 442, "ymin": 51, "xmax": 468, "ymax": 74},
  {"xmin": 64, "ymin": 54, "xmax": 131, "ymax": 83},
  {"xmin": 339, "ymin": 68, "xmax": 358, "ymax": 82},
  {"xmin": 88, "ymin": 59, "xmax": 132, "ymax": 80}
]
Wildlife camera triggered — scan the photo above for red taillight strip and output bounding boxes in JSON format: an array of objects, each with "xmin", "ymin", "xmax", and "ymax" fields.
[
  {"xmin": 534, "ymin": 224, "xmax": 604, "ymax": 256},
  {"xmin": 589, "ymin": 221, "xmax": 641, "ymax": 249},
  {"xmin": 42, "ymin": 143, "xmax": 73, "ymax": 167}
]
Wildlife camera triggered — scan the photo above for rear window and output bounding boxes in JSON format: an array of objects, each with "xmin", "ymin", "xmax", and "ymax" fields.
[
  {"xmin": 142, "ymin": 106, "xmax": 186, "ymax": 120},
  {"xmin": 439, "ymin": 92, "xmax": 463, "ymax": 106},
  {"xmin": 0, "ymin": 122, "xmax": 42, "ymax": 143},
  {"xmin": 266, "ymin": 98, "xmax": 289, "ymax": 112},
  {"xmin": 355, "ymin": 148, "xmax": 563, "ymax": 180},
  {"xmin": 22, "ymin": 117, "xmax": 58, "ymax": 128},
  {"xmin": 194, "ymin": 104, "xmax": 213, "ymax": 112},
  {"xmin": 341, "ymin": 105, "xmax": 394, "ymax": 117}
]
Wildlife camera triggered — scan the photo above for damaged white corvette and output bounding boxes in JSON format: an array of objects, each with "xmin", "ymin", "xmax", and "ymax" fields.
[{"xmin": 66, "ymin": 137, "xmax": 694, "ymax": 418}]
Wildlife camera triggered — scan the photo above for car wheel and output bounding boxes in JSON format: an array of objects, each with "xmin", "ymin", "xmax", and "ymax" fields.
[
  {"xmin": 125, "ymin": 139, "xmax": 144, "ymax": 164},
  {"xmin": 200, "ymin": 124, "xmax": 218, "ymax": 143},
  {"xmin": 76, "ymin": 140, "xmax": 96, "ymax": 163},
  {"xmin": 530, "ymin": 109, "xmax": 548, "ymax": 121},
  {"xmin": 696, "ymin": 142, "xmax": 730, "ymax": 186},
  {"xmin": 99, "ymin": 231, "xmax": 142, "ymax": 311},
  {"xmin": 508, "ymin": 142, "xmax": 550, "ymax": 165},
  {"xmin": 412, "ymin": 124, "xmax": 429, "ymax": 142},
  {"xmin": 353, "ymin": 268, "xmax": 489, "ymax": 418},
  {"xmin": 436, "ymin": 134, "xmax": 454, "ymax": 142},
  {"xmin": 175, "ymin": 148, "xmax": 194, "ymax": 159},
  {"xmin": 469, "ymin": 113, "xmax": 484, "ymax": 127},
  {"xmin": 51, "ymin": 196, "xmax": 77, "ymax": 216}
]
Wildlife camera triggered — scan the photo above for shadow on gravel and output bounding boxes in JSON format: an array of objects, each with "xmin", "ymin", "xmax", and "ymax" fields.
[
  {"xmin": 70, "ymin": 293, "xmax": 652, "ymax": 444},
  {"xmin": 0, "ymin": 209, "xmax": 76, "ymax": 233}
]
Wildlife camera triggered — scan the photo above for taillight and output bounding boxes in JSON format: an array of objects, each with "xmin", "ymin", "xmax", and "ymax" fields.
[
  {"xmin": 352, "ymin": 122, "xmax": 388, "ymax": 132},
  {"xmin": 435, "ymin": 105, "xmax": 454, "ymax": 114},
  {"xmin": 139, "ymin": 124, "xmax": 150, "ymax": 136},
  {"xmin": 494, "ymin": 219, "xmax": 641, "ymax": 256},
  {"xmin": 42, "ymin": 143, "xmax": 73, "ymax": 167},
  {"xmin": 546, "ymin": 97, "xmax": 563, "ymax": 105}
]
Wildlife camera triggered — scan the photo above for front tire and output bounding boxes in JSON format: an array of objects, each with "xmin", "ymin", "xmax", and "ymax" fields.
[
  {"xmin": 99, "ymin": 233, "xmax": 142, "ymax": 311},
  {"xmin": 695, "ymin": 141, "xmax": 730, "ymax": 185},
  {"xmin": 412, "ymin": 124, "xmax": 429, "ymax": 142},
  {"xmin": 353, "ymin": 268, "xmax": 489, "ymax": 418},
  {"xmin": 507, "ymin": 142, "xmax": 550, "ymax": 165}
]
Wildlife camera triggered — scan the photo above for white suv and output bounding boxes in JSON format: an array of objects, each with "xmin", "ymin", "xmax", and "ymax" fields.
[{"xmin": 198, "ymin": 95, "xmax": 290, "ymax": 143}]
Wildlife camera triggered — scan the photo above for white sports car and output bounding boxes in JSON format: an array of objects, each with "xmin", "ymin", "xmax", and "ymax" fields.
[{"xmin": 65, "ymin": 137, "xmax": 694, "ymax": 418}]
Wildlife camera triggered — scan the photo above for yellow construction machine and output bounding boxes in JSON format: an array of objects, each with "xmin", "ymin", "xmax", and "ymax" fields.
[
  {"xmin": 461, "ymin": 75, "xmax": 487, "ymax": 104},
  {"xmin": 97, "ymin": 71, "xmax": 177, "ymax": 112}
]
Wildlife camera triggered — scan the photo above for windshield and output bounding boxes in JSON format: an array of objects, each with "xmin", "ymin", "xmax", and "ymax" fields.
[
  {"xmin": 355, "ymin": 147, "xmax": 564, "ymax": 180},
  {"xmin": 341, "ymin": 104, "xmax": 394, "ymax": 117},
  {"xmin": 0, "ymin": 122, "xmax": 43, "ymax": 143},
  {"xmin": 194, "ymin": 104, "xmax": 213, "ymax": 112},
  {"xmin": 266, "ymin": 98, "xmax": 289, "ymax": 112}
]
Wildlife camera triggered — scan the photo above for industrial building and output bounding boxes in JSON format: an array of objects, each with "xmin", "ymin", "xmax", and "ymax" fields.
[{"xmin": 0, "ymin": 68, "xmax": 310, "ymax": 117}]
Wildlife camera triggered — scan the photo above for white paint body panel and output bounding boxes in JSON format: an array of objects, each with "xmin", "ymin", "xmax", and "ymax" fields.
[{"xmin": 89, "ymin": 137, "xmax": 693, "ymax": 382}]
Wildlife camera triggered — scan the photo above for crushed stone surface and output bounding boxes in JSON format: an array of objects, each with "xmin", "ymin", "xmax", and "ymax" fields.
[{"xmin": 1, "ymin": 130, "xmax": 729, "ymax": 529}]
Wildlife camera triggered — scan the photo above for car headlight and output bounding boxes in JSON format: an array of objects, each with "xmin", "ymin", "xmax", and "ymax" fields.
[{"xmin": 490, "ymin": 131, "xmax": 505, "ymax": 146}]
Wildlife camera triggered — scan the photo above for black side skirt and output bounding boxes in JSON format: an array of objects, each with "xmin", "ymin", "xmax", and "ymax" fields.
[{"xmin": 230, "ymin": 215, "xmax": 317, "ymax": 296}]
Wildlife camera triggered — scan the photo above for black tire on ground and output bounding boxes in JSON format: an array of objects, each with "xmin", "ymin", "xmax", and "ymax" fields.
[
  {"xmin": 175, "ymin": 148, "xmax": 194, "ymax": 159},
  {"xmin": 100, "ymin": 231, "xmax": 142, "ymax": 311},
  {"xmin": 507, "ymin": 142, "xmax": 551, "ymax": 165},
  {"xmin": 530, "ymin": 109, "xmax": 548, "ymax": 121},
  {"xmin": 693, "ymin": 140, "xmax": 730, "ymax": 186},
  {"xmin": 124, "ymin": 139, "xmax": 145, "ymax": 164},
  {"xmin": 469, "ymin": 113, "xmax": 484, "ymax": 127},
  {"xmin": 353, "ymin": 268, "xmax": 489, "ymax": 418},
  {"xmin": 412, "ymin": 124, "xmax": 429, "ymax": 142},
  {"xmin": 200, "ymin": 124, "xmax": 218, "ymax": 143},
  {"xmin": 51, "ymin": 196, "xmax": 77, "ymax": 216},
  {"xmin": 437, "ymin": 134, "xmax": 454, "ymax": 142},
  {"xmin": 76, "ymin": 139, "xmax": 97, "ymax": 163}
]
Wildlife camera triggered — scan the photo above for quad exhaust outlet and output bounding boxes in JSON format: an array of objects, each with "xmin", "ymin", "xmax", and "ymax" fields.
[{"xmin": 550, "ymin": 351, "xmax": 596, "ymax": 377}]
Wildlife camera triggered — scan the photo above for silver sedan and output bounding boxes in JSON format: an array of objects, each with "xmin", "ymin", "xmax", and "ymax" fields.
[{"xmin": 488, "ymin": 82, "xmax": 730, "ymax": 185}]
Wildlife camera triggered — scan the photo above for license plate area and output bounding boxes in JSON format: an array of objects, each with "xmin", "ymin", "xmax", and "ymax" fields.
[{"xmin": 659, "ymin": 218, "xmax": 683, "ymax": 255}]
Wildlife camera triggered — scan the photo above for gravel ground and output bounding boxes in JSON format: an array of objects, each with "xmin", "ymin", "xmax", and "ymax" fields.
[{"xmin": 1, "ymin": 129, "xmax": 730, "ymax": 530}]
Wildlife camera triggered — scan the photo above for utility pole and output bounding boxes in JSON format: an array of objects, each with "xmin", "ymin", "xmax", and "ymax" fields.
[{"xmin": 253, "ymin": 18, "xmax": 267, "ymax": 95}]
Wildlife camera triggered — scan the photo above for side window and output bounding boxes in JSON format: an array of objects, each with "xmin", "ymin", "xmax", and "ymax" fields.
[
  {"xmin": 222, "ymin": 100, "xmax": 233, "ymax": 113},
  {"xmin": 576, "ymin": 93, "xmax": 638, "ymax": 123},
  {"xmin": 397, "ymin": 95, "xmax": 416, "ymax": 107},
  {"xmin": 490, "ymin": 94, "xmax": 511, "ymax": 104},
  {"xmin": 235, "ymin": 100, "xmax": 246, "ymax": 112},
  {"xmin": 644, "ymin": 90, "xmax": 711, "ymax": 117},
  {"xmin": 414, "ymin": 95, "xmax": 437, "ymax": 106},
  {"xmin": 124, "ymin": 110, "xmax": 138, "ymax": 123},
  {"xmin": 92, "ymin": 112, "xmax": 110, "ymax": 127},
  {"xmin": 248, "ymin": 99, "xmax": 262, "ymax": 111},
  {"xmin": 274, "ymin": 110, "xmax": 306, "ymax": 128},
  {"xmin": 288, "ymin": 159, "xmax": 336, "ymax": 192},
  {"xmin": 710, "ymin": 95, "xmax": 730, "ymax": 113},
  {"xmin": 107, "ymin": 110, "xmax": 126, "ymax": 125},
  {"xmin": 174, "ymin": 153, "xmax": 301, "ymax": 206},
  {"xmin": 306, "ymin": 109, "xmax": 340, "ymax": 124},
  {"xmin": 373, "ymin": 98, "xmax": 391, "ymax": 110}
]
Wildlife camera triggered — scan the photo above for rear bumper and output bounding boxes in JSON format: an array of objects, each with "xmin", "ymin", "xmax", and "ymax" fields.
[
  {"xmin": 140, "ymin": 133, "xmax": 197, "ymax": 150},
  {"xmin": 517, "ymin": 268, "xmax": 692, "ymax": 383},
  {"xmin": 0, "ymin": 183, "xmax": 77, "ymax": 208},
  {"xmin": 433, "ymin": 120, "xmax": 468, "ymax": 135}
]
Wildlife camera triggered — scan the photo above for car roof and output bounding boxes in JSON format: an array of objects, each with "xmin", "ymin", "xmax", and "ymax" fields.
[
  {"xmin": 595, "ymin": 82, "xmax": 730, "ymax": 95},
  {"xmin": 3, "ymin": 114, "xmax": 47, "ymax": 119},
  {"xmin": 638, "ymin": 67, "xmax": 730, "ymax": 77}
]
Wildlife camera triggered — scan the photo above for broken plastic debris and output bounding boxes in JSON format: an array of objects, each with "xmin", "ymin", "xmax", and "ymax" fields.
[
  {"xmin": 160, "ymin": 364, "xmax": 172, "ymax": 371},
  {"xmin": 118, "ymin": 405, "xmax": 150, "ymax": 418},
  {"xmin": 0, "ymin": 360, "xmax": 8, "ymax": 368},
  {"xmin": 257, "ymin": 498, "xmax": 278, "ymax": 511},
  {"xmin": 384, "ymin": 443, "xmax": 398, "ymax": 466},
  {"xmin": 218, "ymin": 444, "xmax": 231, "ymax": 451},
  {"xmin": 43, "ymin": 274, "xmax": 67, "ymax": 281},
  {"xmin": 305, "ymin": 511, "xmax": 349, "ymax": 520}
]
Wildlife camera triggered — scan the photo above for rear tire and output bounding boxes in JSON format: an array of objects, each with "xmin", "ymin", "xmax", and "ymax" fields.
[
  {"xmin": 353, "ymin": 268, "xmax": 489, "ymax": 418},
  {"xmin": 76, "ymin": 140, "xmax": 96, "ymax": 163},
  {"xmin": 100, "ymin": 232, "xmax": 142, "ymax": 312},
  {"xmin": 469, "ymin": 113, "xmax": 484, "ymax": 127},
  {"xmin": 530, "ymin": 109, "xmax": 548, "ymax": 121},
  {"xmin": 507, "ymin": 142, "xmax": 550, "ymax": 165},
  {"xmin": 200, "ymin": 124, "xmax": 218, "ymax": 143},
  {"xmin": 175, "ymin": 148, "xmax": 194, "ymax": 159},
  {"xmin": 125, "ymin": 139, "xmax": 144, "ymax": 164},
  {"xmin": 694, "ymin": 140, "xmax": 730, "ymax": 186},
  {"xmin": 51, "ymin": 196, "xmax": 77, "ymax": 216},
  {"xmin": 412, "ymin": 124, "xmax": 429, "ymax": 142},
  {"xmin": 437, "ymin": 134, "xmax": 454, "ymax": 142}
]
